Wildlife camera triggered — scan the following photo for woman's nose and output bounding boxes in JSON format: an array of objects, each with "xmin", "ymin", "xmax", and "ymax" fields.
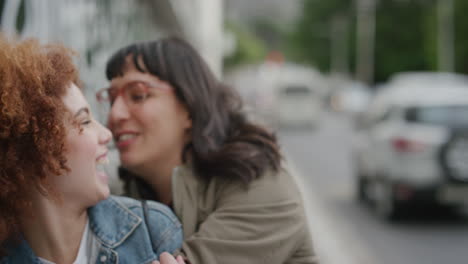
[
  {"xmin": 108, "ymin": 96, "xmax": 130, "ymax": 127},
  {"xmin": 99, "ymin": 122, "xmax": 113, "ymax": 145}
]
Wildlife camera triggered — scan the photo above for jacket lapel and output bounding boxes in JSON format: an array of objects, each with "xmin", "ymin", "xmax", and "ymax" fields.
[
  {"xmin": 88, "ymin": 197, "xmax": 142, "ymax": 248},
  {"xmin": 172, "ymin": 165, "xmax": 199, "ymax": 238}
]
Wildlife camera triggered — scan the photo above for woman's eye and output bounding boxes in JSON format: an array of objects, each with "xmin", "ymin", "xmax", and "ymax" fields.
[
  {"xmin": 82, "ymin": 120, "xmax": 92, "ymax": 125},
  {"xmin": 130, "ymin": 93, "xmax": 148, "ymax": 102},
  {"xmin": 127, "ymin": 82, "xmax": 150, "ymax": 103}
]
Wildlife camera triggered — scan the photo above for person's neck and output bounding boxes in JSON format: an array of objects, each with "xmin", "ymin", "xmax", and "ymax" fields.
[
  {"xmin": 21, "ymin": 194, "xmax": 88, "ymax": 264},
  {"xmin": 132, "ymin": 155, "xmax": 184, "ymax": 205}
]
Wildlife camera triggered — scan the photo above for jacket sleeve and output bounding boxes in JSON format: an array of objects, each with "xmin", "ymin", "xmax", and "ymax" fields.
[{"xmin": 178, "ymin": 172, "xmax": 319, "ymax": 264}]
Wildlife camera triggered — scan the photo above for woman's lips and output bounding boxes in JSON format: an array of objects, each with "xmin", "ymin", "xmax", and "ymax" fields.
[
  {"xmin": 96, "ymin": 152, "xmax": 109, "ymax": 163},
  {"xmin": 116, "ymin": 137, "xmax": 137, "ymax": 149},
  {"xmin": 96, "ymin": 154, "xmax": 109, "ymax": 184},
  {"xmin": 115, "ymin": 133, "xmax": 138, "ymax": 149}
]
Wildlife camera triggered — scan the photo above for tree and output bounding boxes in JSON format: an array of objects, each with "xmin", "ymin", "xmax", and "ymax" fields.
[
  {"xmin": 289, "ymin": 0, "xmax": 440, "ymax": 84},
  {"xmin": 373, "ymin": 0, "xmax": 434, "ymax": 83},
  {"xmin": 287, "ymin": 0, "xmax": 354, "ymax": 73},
  {"xmin": 453, "ymin": 0, "xmax": 468, "ymax": 73},
  {"xmin": 223, "ymin": 22, "xmax": 267, "ymax": 70}
]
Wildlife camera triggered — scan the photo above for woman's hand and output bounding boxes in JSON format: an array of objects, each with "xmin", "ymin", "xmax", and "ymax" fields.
[{"xmin": 152, "ymin": 252, "xmax": 186, "ymax": 264}]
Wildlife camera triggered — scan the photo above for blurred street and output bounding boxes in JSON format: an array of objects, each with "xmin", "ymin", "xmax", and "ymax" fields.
[
  {"xmin": 5, "ymin": 1, "xmax": 468, "ymax": 263},
  {"xmin": 280, "ymin": 111, "xmax": 468, "ymax": 264}
]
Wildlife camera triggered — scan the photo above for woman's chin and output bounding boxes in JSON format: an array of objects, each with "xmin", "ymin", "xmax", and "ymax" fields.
[
  {"xmin": 119, "ymin": 153, "xmax": 142, "ymax": 169},
  {"xmin": 96, "ymin": 170, "xmax": 109, "ymax": 184},
  {"xmin": 94, "ymin": 175, "xmax": 111, "ymax": 202},
  {"xmin": 101, "ymin": 188, "xmax": 111, "ymax": 199},
  {"xmin": 94, "ymin": 187, "xmax": 111, "ymax": 204}
]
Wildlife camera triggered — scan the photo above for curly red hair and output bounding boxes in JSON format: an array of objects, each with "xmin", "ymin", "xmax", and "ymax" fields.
[{"xmin": 0, "ymin": 35, "xmax": 79, "ymax": 250}]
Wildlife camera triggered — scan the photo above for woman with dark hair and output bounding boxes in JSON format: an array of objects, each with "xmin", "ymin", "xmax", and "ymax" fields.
[
  {"xmin": 0, "ymin": 36, "xmax": 183, "ymax": 264},
  {"xmin": 98, "ymin": 37, "xmax": 317, "ymax": 264}
]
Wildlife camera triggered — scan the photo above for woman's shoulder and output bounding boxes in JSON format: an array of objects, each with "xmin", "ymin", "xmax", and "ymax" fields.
[
  {"xmin": 90, "ymin": 196, "xmax": 182, "ymax": 254},
  {"xmin": 90, "ymin": 196, "xmax": 180, "ymax": 232},
  {"xmin": 105, "ymin": 196, "xmax": 180, "ymax": 224},
  {"xmin": 212, "ymin": 166, "xmax": 303, "ymax": 205}
]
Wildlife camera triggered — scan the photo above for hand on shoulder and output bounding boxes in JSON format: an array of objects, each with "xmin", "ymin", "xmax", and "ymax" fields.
[{"xmin": 152, "ymin": 252, "xmax": 186, "ymax": 264}]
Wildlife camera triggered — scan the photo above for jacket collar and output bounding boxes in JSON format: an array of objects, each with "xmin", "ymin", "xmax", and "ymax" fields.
[
  {"xmin": 2, "ymin": 197, "xmax": 140, "ymax": 263},
  {"xmin": 88, "ymin": 196, "xmax": 142, "ymax": 248},
  {"xmin": 172, "ymin": 165, "xmax": 201, "ymax": 238}
]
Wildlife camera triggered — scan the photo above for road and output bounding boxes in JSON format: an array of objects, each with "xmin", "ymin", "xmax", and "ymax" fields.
[{"xmin": 279, "ymin": 111, "xmax": 468, "ymax": 264}]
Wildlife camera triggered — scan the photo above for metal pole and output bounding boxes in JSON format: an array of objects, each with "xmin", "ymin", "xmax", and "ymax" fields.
[
  {"xmin": 437, "ymin": 0, "xmax": 455, "ymax": 72},
  {"xmin": 355, "ymin": 0, "xmax": 376, "ymax": 84},
  {"xmin": 330, "ymin": 14, "xmax": 349, "ymax": 75}
]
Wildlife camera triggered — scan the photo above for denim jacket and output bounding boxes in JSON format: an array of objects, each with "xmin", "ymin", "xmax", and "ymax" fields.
[{"xmin": 1, "ymin": 196, "xmax": 183, "ymax": 264}]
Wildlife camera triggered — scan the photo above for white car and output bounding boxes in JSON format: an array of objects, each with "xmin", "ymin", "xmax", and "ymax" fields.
[
  {"xmin": 225, "ymin": 63, "xmax": 326, "ymax": 130},
  {"xmin": 277, "ymin": 84, "xmax": 322, "ymax": 128},
  {"xmin": 353, "ymin": 73, "xmax": 468, "ymax": 220},
  {"xmin": 273, "ymin": 64, "xmax": 326, "ymax": 128}
]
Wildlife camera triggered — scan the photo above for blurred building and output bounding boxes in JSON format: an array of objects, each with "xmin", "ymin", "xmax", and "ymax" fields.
[
  {"xmin": 225, "ymin": 0, "xmax": 302, "ymax": 25},
  {"xmin": 0, "ymin": 0, "xmax": 223, "ymax": 94}
]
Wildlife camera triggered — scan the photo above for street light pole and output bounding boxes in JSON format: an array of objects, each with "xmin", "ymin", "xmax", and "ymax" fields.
[
  {"xmin": 355, "ymin": 0, "xmax": 376, "ymax": 84},
  {"xmin": 437, "ymin": 0, "xmax": 455, "ymax": 72},
  {"xmin": 330, "ymin": 13, "xmax": 349, "ymax": 76}
]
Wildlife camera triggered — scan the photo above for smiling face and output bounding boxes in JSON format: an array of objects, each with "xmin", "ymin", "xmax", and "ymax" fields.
[
  {"xmin": 55, "ymin": 83, "xmax": 112, "ymax": 208},
  {"xmin": 106, "ymin": 63, "xmax": 192, "ymax": 178}
]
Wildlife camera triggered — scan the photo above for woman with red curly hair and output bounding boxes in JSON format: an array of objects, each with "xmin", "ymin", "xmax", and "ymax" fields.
[{"xmin": 0, "ymin": 36, "xmax": 184, "ymax": 264}]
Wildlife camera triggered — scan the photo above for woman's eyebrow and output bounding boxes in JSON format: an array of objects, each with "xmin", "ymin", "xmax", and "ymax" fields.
[{"xmin": 74, "ymin": 107, "xmax": 89, "ymax": 117}]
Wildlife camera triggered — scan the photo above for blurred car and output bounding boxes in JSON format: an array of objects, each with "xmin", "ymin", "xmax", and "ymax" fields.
[
  {"xmin": 277, "ymin": 83, "xmax": 322, "ymax": 128},
  {"xmin": 225, "ymin": 62, "xmax": 326, "ymax": 129},
  {"xmin": 353, "ymin": 73, "xmax": 468, "ymax": 220},
  {"xmin": 330, "ymin": 81, "xmax": 372, "ymax": 117},
  {"xmin": 273, "ymin": 63, "xmax": 326, "ymax": 129}
]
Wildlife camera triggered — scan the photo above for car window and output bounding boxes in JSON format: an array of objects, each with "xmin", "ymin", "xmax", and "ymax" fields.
[
  {"xmin": 281, "ymin": 85, "xmax": 312, "ymax": 96},
  {"xmin": 405, "ymin": 105, "xmax": 468, "ymax": 128}
]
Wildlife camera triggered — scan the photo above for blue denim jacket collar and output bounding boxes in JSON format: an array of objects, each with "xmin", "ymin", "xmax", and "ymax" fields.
[
  {"xmin": 2, "ymin": 197, "xmax": 146, "ymax": 264},
  {"xmin": 88, "ymin": 197, "xmax": 142, "ymax": 248}
]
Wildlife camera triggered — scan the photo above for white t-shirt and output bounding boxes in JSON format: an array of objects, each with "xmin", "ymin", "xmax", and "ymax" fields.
[{"xmin": 38, "ymin": 220, "xmax": 98, "ymax": 264}]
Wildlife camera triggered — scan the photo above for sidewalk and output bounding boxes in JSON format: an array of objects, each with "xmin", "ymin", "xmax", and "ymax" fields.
[{"xmin": 286, "ymin": 156, "xmax": 377, "ymax": 264}]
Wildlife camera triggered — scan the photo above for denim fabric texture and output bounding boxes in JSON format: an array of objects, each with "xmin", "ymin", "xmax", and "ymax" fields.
[{"xmin": 1, "ymin": 196, "xmax": 183, "ymax": 264}]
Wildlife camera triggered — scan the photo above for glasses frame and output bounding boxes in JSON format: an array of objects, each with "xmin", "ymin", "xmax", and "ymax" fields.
[{"xmin": 96, "ymin": 81, "xmax": 166, "ymax": 106}]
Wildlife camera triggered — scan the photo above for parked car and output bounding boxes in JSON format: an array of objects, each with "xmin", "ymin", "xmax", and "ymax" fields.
[
  {"xmin": 226, "ymin": 62, "xmax": 326, "ymax": 129},
  {"xmin": 277, "ymin": 83, "xmax": 322, "ymax": 128},
  {"xmin": 274, "ymin": 64, "xmax": 326, "ymax": 129},
  {"xmin": 330, "ymin": 81, "xmax": 372, "ymax": 117},
  {"xmin": 353, "ymin": 73, "xmax": 468, "ymax": 220}
]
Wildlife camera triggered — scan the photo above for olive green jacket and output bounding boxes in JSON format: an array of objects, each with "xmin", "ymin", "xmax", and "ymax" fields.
[{"xmin": 126, "ymin": 165, "xmax": 318, "ymax": 264}]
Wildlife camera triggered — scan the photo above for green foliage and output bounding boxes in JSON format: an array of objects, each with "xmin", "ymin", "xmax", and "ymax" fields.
[
  {"xmin": 287, "ymin": 0, "xmax": 354, "ymax": 71},
  {"xmin": 0, "ymin": 0, "xmax": 4, "ymax": 25},
  {"xmin": 224, "ymin": 22, "xmax": 267, "ymax": 70},
  {"xmin": 454, "ymin": 0, "xmax": 468, "ymax": 73},
  {"xmin": 373, "ymin": 0, "xmax": 433, "ymax": 83},
  {"xmin": 251, "ymin": 18, "xmax": 285, "ymax": 50},
  {"xmin": 289, "ymin": 0, "xmax": 468, "ymax": 84},
  {"xmin": 424, "ymin": 3, "xmax": 438, "ymax": 72}
]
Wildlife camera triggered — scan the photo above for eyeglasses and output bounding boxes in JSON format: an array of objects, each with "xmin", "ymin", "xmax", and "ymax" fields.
[{"xmin": 96, "ymin": 81, "xmax": 163, "ymax": 107}]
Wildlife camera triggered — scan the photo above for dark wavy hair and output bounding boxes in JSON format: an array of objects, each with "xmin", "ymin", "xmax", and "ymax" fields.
[
  {"xmin": 106, "ymin": 37, "xmax": 282, "ymax": 189},
  {"xmin": 0, "ymin": 36, "xmax": 79, "ymax": 254}
]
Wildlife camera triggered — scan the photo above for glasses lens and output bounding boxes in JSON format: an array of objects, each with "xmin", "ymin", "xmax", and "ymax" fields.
[{"xmin": 125, "ymin": 82, "xmax": 149, "ymax": 104}]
